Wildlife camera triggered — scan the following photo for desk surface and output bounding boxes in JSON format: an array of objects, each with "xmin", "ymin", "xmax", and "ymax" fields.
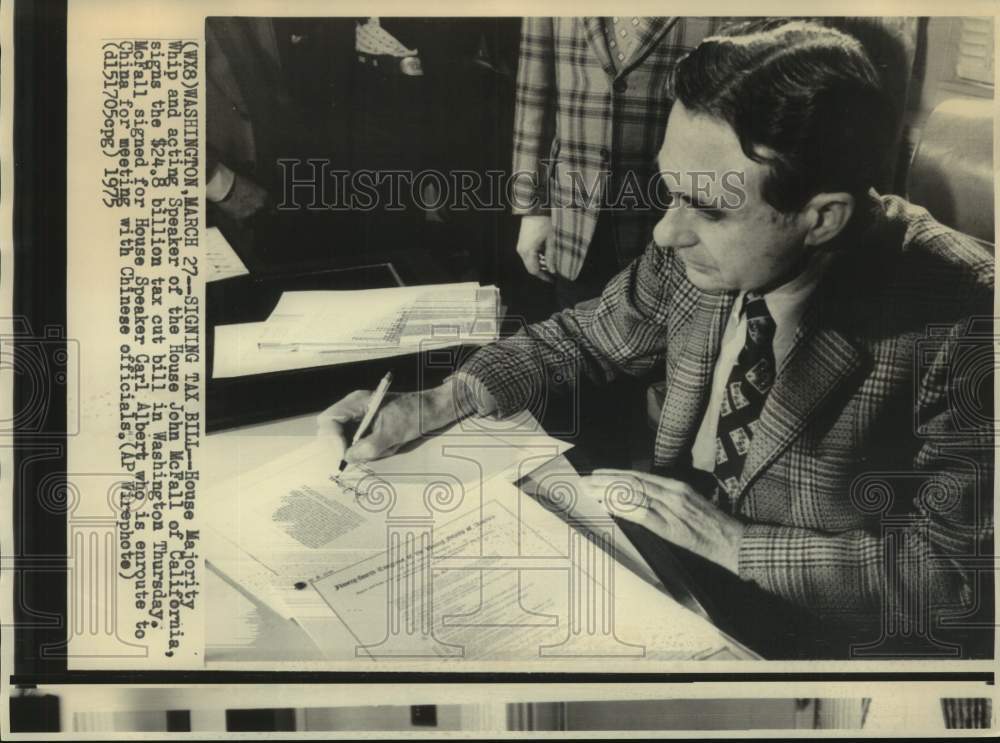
[{"xmin": 202, "ymin": 413, "xmax": 756, "ymax": 663}]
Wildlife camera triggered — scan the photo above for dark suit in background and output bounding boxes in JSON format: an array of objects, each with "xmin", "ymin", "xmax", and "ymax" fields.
[
  {"xmin": 348, "ymin": 18, "xmax": 521, "ymax": 279},
  {"xmin": 206, "ymin": 17, "xmax": 357, "ymax": 269}
]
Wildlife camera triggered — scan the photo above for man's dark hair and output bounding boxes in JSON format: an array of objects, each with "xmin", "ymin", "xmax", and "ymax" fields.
[{"xmin": 672, "ymin": 20, "xmax": 897, "ymax": 213}]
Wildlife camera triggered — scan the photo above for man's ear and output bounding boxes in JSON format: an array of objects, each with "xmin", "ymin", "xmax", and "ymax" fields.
[{"xmin": 801, "ymin": 192, "xmax": 855, "ymax": 247}]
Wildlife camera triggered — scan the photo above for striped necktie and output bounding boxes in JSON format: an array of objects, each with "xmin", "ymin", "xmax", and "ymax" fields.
[{"xmin": 713, "ymin": 292, "xmax": 776, "ymax": 509}]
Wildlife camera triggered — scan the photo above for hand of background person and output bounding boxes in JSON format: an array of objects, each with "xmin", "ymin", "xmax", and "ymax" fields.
[
  {"xmin": 584, "ymin": 469, "xmax": 747, "ymax": 574},
  {"xmin": 515, "ymin": 215, "xmax": 555, "ymax": 283},
  {"xmin": 207, "ymin": 162, "xmax": 271, "ymax": 221}
]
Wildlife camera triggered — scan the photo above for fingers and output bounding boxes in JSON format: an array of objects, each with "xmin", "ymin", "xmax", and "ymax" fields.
[
  {"xmin": 537, "ymin": 252, "xmax": 556, "ymax": 282},
  {"xmin": 598, "ymin": 490, "xmax": 669, "ymax": 534},
  {"xmin": 316, "ymin": 389, "xmax": 372, "ymax": 436},
  {"xmin": 591, "ymin": 468, "xmax": 697, "ymax": 504},
  {"xmin": 345, "ymin": 425, "xmax": 401, "ymax": 464},
  {"xmin": 344, "ymin": 436, "xmax": 391, "ymax": 464},
  {"xmin": 584, "ymin": 472, "xmax": 646, "ymax": 500},
  {"xmin": 581, "ymin": 474, "xmax": 676, "ymax": 545},
  {"xmin": 343, "ymin": 396, "xmax": 414, "ymax": 464},
  {"xmin": 580, "ymin": 473, "xmax": 646, "ymax": 521},
  {"xmin": 518, "ymin": 249, "xmax": 555, "ymax": 283},
  {"xmin": 516, "ymin": 219, "xmax": 555, "ymax": 284},
  {"xmin": 592, "ymin": 467, "xmax": 681, "ymax": 491},
  {"xmin": 586, "ymin": 470, "xmax": 696, "ymax": 520},
  {"xmin": 584, "ymin": 471, "xmax": 738, "ymax": 568}
]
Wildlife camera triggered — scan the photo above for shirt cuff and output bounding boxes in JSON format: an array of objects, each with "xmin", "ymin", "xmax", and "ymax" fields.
[{"xmin": 206, "ymin": 162, "xmax": 236, "ymax": 203}]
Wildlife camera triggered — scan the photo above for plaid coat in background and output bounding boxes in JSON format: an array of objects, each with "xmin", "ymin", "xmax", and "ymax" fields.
[
  {"xmin": 460, "ymin": 194, "xmax": 994, "ymax": 637},
  {"xmin": 511, "ymin": 17, "xmax": 732, "ymax": 280}
]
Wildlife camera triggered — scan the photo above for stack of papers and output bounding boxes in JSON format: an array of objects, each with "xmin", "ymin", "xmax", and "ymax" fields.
[
  {"xmin": 260, "ymin": 282, "xmax": 499, "ymax": 350},
  {"xmin": 212, "ymin": 282, "xmax": 500, "ymax": 379}
]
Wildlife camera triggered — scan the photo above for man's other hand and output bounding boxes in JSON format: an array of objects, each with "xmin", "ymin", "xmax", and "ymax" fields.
[
  {"xmin": 516, "ymin": 215, "xmax": 555, "ymax": 283},
  {"xmin": 584, "ymin": 469, "xmax": 747, "ymax": 574}
]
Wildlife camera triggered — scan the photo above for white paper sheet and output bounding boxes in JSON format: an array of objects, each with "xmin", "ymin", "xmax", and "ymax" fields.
[
  {"xmin": 204, "ymin": 226, "xmax": 249, "ymax": 282},
  {"xmin": 202, "ymin": 412, "xmax": 571, "ymax": 621},
  {"xmin": 519, "ymin": 461, "xmax": 667, "ymax": 593},
  {"xmin": 310, "ymin": 483, "xmax": 742, "ymax": 661}
]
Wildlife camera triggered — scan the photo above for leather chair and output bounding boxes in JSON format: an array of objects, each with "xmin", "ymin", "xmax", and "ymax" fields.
[{"xmin": 906, "ymin": 97, "xmax": 995, "ymax": 249}]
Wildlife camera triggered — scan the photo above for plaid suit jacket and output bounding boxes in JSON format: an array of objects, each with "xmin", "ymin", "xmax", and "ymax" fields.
[
  {"xmin": 511, "ymin": 17, "xmax": 731, "ymax": 280},
  {"xmin": 461, "ymin": 194, "xmax": 994, "ymax": 626}
]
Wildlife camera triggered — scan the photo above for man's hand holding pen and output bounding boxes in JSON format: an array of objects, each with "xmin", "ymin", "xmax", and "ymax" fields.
[
  {"xmin": 335, "ymin": 372, "xmax": 395, "ymax": 472},
  {"xmin": 317, "ymin": 378, "xmax": 475, "ymax": 467}
]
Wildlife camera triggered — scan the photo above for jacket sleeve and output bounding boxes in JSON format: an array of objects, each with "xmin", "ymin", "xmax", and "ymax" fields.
[
  {"xmin": 510, "ymin": 17, "xmax": 556, "ymax": 216},
  {"xmin": 737, "ymin": 314, "xmax": 994, "ymax": 627},
  {"xmin": 458, "ymin": 243, "xmax": 682, "ymax": 418}
]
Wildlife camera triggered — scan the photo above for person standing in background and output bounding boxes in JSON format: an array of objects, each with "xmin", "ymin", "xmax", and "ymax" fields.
[
  {"xmin": 205, "ymin": 17, "xmax": 356, "ymax": 267},
  {"xmin": 511, "ymin": 17, "xmax": 735, "ymax": 309},
  {"xmin": 350, "ymin": 17, "xmax": 520, "ymax": 277},
  {"xmin": 509, "ymin": 17, "xmax": 736, "ymax": 469}
]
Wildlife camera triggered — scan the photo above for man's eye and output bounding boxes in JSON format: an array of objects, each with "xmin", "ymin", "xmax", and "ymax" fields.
[
  {"xmin": 659, "ymin": 189, "xmax": 722, "ymax": 220},
  {"xmin": 664, "ymin": 191, "xmax": 690, "ymax": 209},
  {"xmin": 654, "ymin": 182, "xmax": 676, "ymax": 209}
]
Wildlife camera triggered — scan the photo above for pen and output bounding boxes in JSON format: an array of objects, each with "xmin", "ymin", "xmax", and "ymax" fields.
[{"xmin": 337, "ymin": 371, "xmax": 393, "ymax": 473}]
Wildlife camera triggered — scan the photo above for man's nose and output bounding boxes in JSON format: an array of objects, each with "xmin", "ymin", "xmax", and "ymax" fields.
[{"xmin": 652, "ymin": 205, "xmax": 698, "ymax": 249}]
